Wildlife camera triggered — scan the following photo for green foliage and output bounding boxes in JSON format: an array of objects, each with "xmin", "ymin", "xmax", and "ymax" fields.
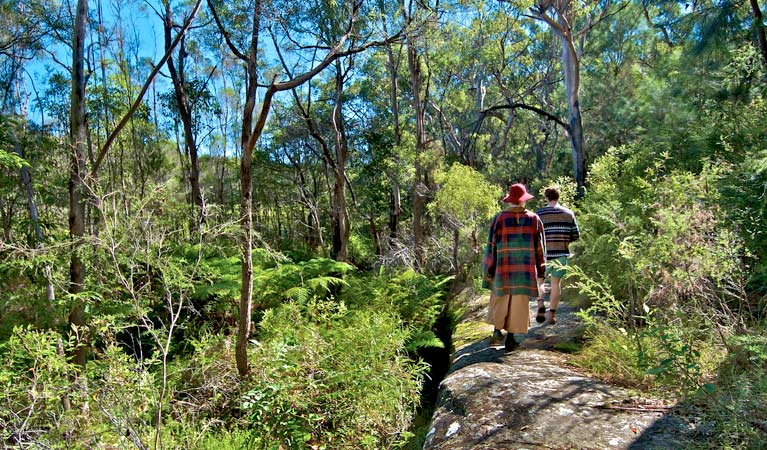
[
  {"xmin": 700, "ymin": 332, "xmax": 767, "ymax": 448},
  {"xmin": 570, "ymin": 324, "xmax": 654, "ymax": 388},
  {"xmin": 166, "ymin": 331, "xmax": 241, "ymax": 424},
  {"xmin": 254, "ymin": 258, "xmax": 354, "ymax": 309},
  {"xmin": 431, "ymin": 163, "xmax": 501, "ymax": 229},
  {"xmin": 642, "ymin": 320, "xmax": 712, "ymax": 400},
  {"xmin": 0, "ymin": 326, "xmax": 76, "ymax": 447},
  {"xmin": 573, "ymin": 146, "xmax": 746, "ymax": 319},
  {"xmin": 242, "ymin": 302, "xmax": 426, "ymax": 449},
  {"xmin": 347, "ymin": 230, "xmax": 376, "ymax": 269},
  {"xmin": 0, "ymin": 326, "xmax": 159, "ymax": 449},
  {"xmin": 0, "ymin": 148, "xmax": 27, "ymax": 169},
  {"xmin": 570, "ymin": 146, "xmax": 744, "ymax": 399},
  {"xmin": 344, "ymin": 269, "xmax": 452, "ymax": 351}
]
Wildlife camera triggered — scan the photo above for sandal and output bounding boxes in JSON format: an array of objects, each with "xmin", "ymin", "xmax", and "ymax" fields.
[
  {"xmin": 546, "ymin": 308, "xmax": 557, "ymax": 325},
  {"xmin": 535, "ymin": 301, "xmax": 546, "ymax": 323}
]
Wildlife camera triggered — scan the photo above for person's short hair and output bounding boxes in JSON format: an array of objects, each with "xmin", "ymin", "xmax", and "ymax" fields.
[{"xmin": 544, "ymin": 187, "xmax": 560, "ymax": 202}]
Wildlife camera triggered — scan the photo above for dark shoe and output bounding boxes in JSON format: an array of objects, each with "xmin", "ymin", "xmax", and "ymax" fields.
[
  {"xmin": 504, "ymin": 334, "xmax": 519, "ymax": 352},
  {"xmin": 546, "ymin": 309, "xmax": 557, "ymax": 325},
  {"xmin": 490, "ymin": 329, "xmax": 503, "ymax": 346},
  {"xmin": 535, "ymin": 301, "xmax": 546, "ymax": 323}
]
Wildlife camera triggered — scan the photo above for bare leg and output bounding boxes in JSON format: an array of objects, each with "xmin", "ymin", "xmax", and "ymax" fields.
[
  {"xmin": 547, "ymin": 276, "xmax": 561, "ymax": 323},
  {"xmin": 536, "ymin": 282, "xmax": 546, "ymax": 323},
  {"xmin": 549, "ymin": 276, "xmax": 562, "ymax": 310}
]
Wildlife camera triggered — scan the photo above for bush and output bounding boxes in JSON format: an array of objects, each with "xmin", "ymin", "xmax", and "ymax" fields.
[
  {"xmin": 0, "ymin": 326, "xmax": 161, "ymax": 449},
  {"xmin": 570, "ymin": 147, "xmax": 745, "ymax": 397},
  {"xmin": 242, "ymin": 302, "xmax": 427, "ymax": 449},
  {"xmin": 570, "ymin": 324, "xmax": 653, "ymax": 388},
  {"xmin": 701, "ymin": 333, "xmax": 767, "ymax": 448},
  {"xmin": 0, "ymin": 326, "xmax": 76, "ymax": 447}
]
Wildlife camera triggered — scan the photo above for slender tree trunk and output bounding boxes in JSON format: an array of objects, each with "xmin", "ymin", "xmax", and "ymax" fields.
[
  {"xmin": 407, "ymin": 42, "xmax": 426, "ymax": 270},
  {"xmin": 560, "ymin": 34, "xmax": 586, "ymax": 197},
  {"xmin": 471, "ymin": 71, "xmax": 485, "ymax": 168},
  {"xmin": 370, "ymin": 213, "xmax": 382, "ymax": 256},
  {"xmin": 451, "ymin": 228, "xmax": 459, "ymax": 274},
  {"xmin": 385, "ymin": 44, "xmax": 402, "ymax": 242},
  {"xmin": 750, "ymin": 0, "xmax": 767, "ymax": 69},
  {"xmin": 210, "ymin": 0, "xmax": 372, "ymax": 376},
  {"xmin": 234, "ymin": 0, "xmax": 262, "ymax": 377},
  {"xmin": 389, "ymin": 180, "xmax": 401, "ymax": 240},
  {"xmin": 0, "ymin": 197, "xmax": 12, "ymax": 242},
  {"xmin": 164, "ymin": 5, "xmax": 204, "ymax": 219},
  {"xmin": 530, "ymin": 2, "xmax": 590, "ymax": 197},
  {"xmin": 331, "ymin": 63, "xmax": 349, "ymax": 261},
  {"xmin": 69, "ymin": 0, "xmax": 89, "ymax": 369},
  {"xmin": 13, "ymin": 131, "xmax": 55, "ymax": 301}
]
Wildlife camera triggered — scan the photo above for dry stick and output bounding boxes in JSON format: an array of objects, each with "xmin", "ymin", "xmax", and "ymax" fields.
[
  {"xmin": 89, "ymin": 0, "xmax": 204, "ymax": 179},
  {"xmin": 601, "ymin": 404, "xmax": 673, "ymax": 412}
]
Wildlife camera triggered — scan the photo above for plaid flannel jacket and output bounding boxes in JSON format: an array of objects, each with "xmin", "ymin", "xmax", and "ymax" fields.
[{"xmin": 482, "ymin": 206, "xmax": 546, "ymax": 297}]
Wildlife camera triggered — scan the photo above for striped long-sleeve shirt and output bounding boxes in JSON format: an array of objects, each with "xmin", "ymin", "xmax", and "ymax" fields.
[
  {"xmin": 482, "ymin": 206, "xmax": 546, "ymax": 297},
  {"xmin": 535, "ymin": 204, "xmax": 580, "ymax": 259}
]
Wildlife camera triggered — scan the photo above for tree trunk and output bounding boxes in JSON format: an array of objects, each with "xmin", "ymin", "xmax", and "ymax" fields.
[
  {"xmin": 13, "ymin": 130, "xmax": 55, "ymax": 302},
  {"xmin": 210, "ymin": 0, "xmax": 375, "ymax": 376},
  {"xmin": 370, "ymin": 214, "xmax": 382, "ymax": 256},
  {"xmin": 385, "ymin": 44, "xmax": 402, "ymax": 242},
  {"xmin": 560, "ymin": 32, "xmax": 586, "ymax": 197},
  {"xmin": 68, "ymin": 0, "xmax": 89, "ymax": 369},
  {"xmin": 331, "ymin": 62, "xmax": 349, "ymax": 262},
  {"xmin": 750, "ymin": 0, "xmax": 767, "ymax": 69},
  {"xmin": 164, "ymin": 5, "xmax": 204, "ymax": 219},
  {"xmin": 407, "ymin": 41, "xmax": 425, "ymax": 270},
  {"xmin": 389, "ymin": 179, "xmax": 401, "ymax": 240},
  {"xmin": 234, "ymin": 0, "xmax": 262, "ymax": 377},
  {"xmin": 452, "ymin": 228, "xmax": 459, "ymax": 274},
  {"xmin": 236, "ymin": 144, "xmax": 254, "ymax": 376}
]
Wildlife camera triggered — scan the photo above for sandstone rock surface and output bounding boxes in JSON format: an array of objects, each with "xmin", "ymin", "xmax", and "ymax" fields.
[{"xmin": 423, "ymin": 290, "xmax": 695, "ymax": 450}]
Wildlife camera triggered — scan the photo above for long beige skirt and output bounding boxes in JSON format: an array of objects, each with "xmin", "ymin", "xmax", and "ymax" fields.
[{"xmin": 486, "ymin": 292, "xmax": 531, "ymax": 333}]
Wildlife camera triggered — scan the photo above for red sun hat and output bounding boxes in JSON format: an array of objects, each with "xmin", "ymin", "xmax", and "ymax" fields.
[{"xmin": 502, "ymin": 183, "xmax": 534, "ymax": 203}]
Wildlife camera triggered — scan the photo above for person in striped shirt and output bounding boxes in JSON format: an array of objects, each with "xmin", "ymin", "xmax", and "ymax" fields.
[
  {"xmin": 535, "ymin": 187, "xmax": 581, "ymax": 325},
  {"xmin": 483, "ymin": 183, "xmax": 546, "ymax": 351}
]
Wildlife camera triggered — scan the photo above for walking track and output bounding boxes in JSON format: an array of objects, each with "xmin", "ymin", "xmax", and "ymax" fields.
[{"xmin": 422, "ymin": 289, "xmax": 699, "ymax": 450}]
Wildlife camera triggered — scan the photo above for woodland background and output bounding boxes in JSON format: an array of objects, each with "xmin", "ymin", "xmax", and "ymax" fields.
[{"xmin": 0, "ymin": 0, "xmax": 766, "ymax": 448}]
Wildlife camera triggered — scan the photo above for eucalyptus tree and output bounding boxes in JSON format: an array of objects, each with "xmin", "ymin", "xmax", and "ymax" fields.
[
  {"xmin": 68, "ymin": 0, "xmax": 204, "ymax": 368},
  {"xmin": 207, "ymin": 0, "xmax": 400, "ymax": 375},
  {"xmin": 399, "ymin": 0, "xmax": 438, "ymax": 270},
  {"xmin": 0, "ymin": 1, "xmax": 61, "ymax": 301},
  {"xmin": 160, "ymin": 0, "xmax": 222, "ymax": 222},
  {"xmin": 751, "ymin": 0, "xmax": 767, "ymax": 68},
  {"xmin": 374, "ymin": 0, "xmax": 406, "ymax": 243},
  {"xmin": 520, "ymin": 0, "xmax": 624, "ymax": 196}
]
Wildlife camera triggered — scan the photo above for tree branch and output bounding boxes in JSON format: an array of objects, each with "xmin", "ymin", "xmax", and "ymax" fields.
[
  {"xmin": 206, "ymin": 0, "xmax": 249, "ymax": 61},
  {"xmin": 90, "ymin": 0, "xmax": 204, "ymax": 178},
  {"xmin": 481, "ymin": 103, "xmax": 569, "ymax": 130}
]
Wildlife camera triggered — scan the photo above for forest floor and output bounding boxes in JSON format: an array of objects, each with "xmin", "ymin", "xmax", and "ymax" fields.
[{"xmin": 421, "ymin": 288, "xmax": 705, "ymax": 450}]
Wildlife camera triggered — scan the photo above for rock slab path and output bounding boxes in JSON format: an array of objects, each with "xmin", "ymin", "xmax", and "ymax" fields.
[{"xmin": 422, "ymin": 290, "xmax": 696, "ymax": 450}]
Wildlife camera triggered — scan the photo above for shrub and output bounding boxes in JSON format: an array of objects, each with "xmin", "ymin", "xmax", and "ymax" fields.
[
  {"xmin": 343, "ymin": 269, "xmax": 452, "ymax": 351},
  {"xmin": 241, "ymin": 302, "xmax": 426, "ymax": 449},
  {"xmin": 700, "ymin": 333, "xmax": 767, "ymax": 448},
  {"xmin": 570, "ymin": 147, "xmax": 745, "ymax": 396}
]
